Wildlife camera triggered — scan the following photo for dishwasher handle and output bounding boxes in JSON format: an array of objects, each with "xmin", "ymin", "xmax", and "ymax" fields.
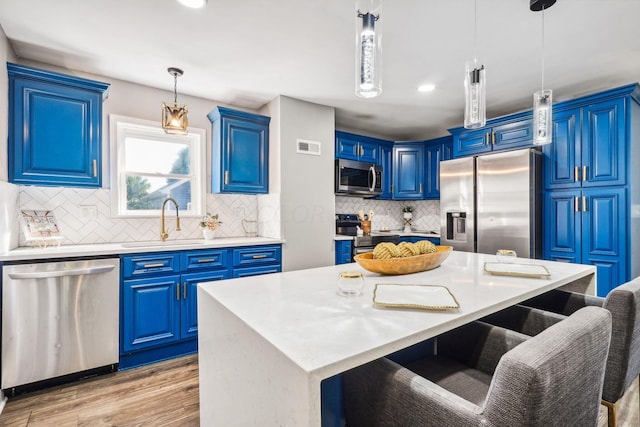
[{"xmin": 8, "ymin": 265, "xmax": 116, "ymax": 280}]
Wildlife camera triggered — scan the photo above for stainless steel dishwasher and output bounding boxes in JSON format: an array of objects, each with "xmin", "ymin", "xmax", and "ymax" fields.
[{"xmin": 2, "ymin": 257, "xmax": 119, "ymax": 392}]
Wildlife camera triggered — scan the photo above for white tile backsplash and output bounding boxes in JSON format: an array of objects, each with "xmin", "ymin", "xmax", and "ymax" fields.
[
  {"xmin": 0, "ymin": 181, "xmax": 20, "ymax": 251},
  {"xmin": 17, "ymin": 186, "xmax": 259, "ymax": 245},
  {"xmin": 335, "ymin": 196, "xmax": 440, "ymax": 233}
]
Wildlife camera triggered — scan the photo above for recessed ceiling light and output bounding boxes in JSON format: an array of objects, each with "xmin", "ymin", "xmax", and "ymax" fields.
[
  {"xmin": 177, "ymin": 0, "xmax": 207, "ymax": 8},
  {"xmin": 418, "ymin": 84, "xmax": 436, "ymax": 93}
]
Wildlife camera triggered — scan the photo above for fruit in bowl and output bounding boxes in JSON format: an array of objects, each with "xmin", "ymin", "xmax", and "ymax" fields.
[{"xmin": 354, "ymin": 242, "xmax": 452, "ymax": 275}]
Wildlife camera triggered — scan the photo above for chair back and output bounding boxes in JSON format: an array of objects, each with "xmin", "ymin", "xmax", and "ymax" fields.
[
  {"xmin": 602, "ymin": 276, "xmax": 640, "ymax": 403},
  {"xmin": 483, "ymin": 306, "xmax": 611, "ymax": 426}
]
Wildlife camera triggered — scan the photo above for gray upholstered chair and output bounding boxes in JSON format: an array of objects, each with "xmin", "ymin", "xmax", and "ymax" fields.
[
  {"xmin": 484, "ymin": 277, "xmax": 640, "ymax": 427},
  {"xmin": 343, "ymin": 306, "xmax": 612, "ymax": 427}
]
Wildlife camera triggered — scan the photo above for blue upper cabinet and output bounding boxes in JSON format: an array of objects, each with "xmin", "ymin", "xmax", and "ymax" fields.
[
  {"xmin": 393, "ymin": 143, "xmax": 424, "ymax": 199},
  {"xmin": 424, "ymin": 136, "xmax": 453, "ymax": 199},
  {"xmin": 335, "ymin": 131, "xmax": 382, "ymax": 163},
  {"xmin": 449, "ymin": 112, "xmax": 533, "ymax": 158},
  {"xmin": 378, "ymin": 142, "xmax": 394, "ymax": 199},
  {"xmin": 208, "ymin": 106, "xmax": 270, "ymax": 194},
  {"xmin": 544, "ymin": 97, "xmax": 625, "ymax": 190},
  {"xmin": 8, "ymin": 63, "xmax": 110, "ymax": 188}
]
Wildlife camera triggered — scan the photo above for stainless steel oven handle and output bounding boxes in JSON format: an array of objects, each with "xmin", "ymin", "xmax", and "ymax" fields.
[{"xmin": 8, "ymin": 265, "xmax": 116, "ymax": 280}]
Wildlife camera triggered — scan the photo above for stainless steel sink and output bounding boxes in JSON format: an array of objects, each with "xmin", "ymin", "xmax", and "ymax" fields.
[{"xmin": 121, "ymin": 239, "xmax": 208, "ymax": 248}]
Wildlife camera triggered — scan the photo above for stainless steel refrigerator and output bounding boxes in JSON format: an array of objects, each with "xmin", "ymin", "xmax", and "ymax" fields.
[{"xmin": 440, "ymin": 148, "xmax": 542, "ymax": 258}]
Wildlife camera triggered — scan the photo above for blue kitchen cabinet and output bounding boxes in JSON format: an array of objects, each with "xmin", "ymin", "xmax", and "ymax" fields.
[
  {"xmin": 393, "ymin": 143, "xmax": 425, "ymax": 199},
  {"xmin": 378, "ymin": 142, "xmax": 394, "ymax": 199},
  {"xmin": 231, "ymin": 245, "xmax": 282, "ymax": 278},
  {"xmin": 424, "ymin": 136, "xmax": 453, "ymax": 199},
  {"xmin": 449, "ymin": 112, "xmax": 533, "ymax": 158},
  {"xmin": 544, "ymin": 187, "xmax": 626, "ymax": 297},
  {"xmin": 7, "ymin": 63, "xmax": 110, "ymax": 188},
  {"xmin": 335, "ymin": 131, "xmax": 382, "ymax": 163},
  {"xmin": 208, "ymin": 106, "xmax": 270, "ymax": 194},
  {"xmin": 335, "ymin": 240, "xmax": 353, "ymax": 265},
  {"xmin": 544, "ymin": 98, "xmax": 625, "ymax": 190},
  {"xmin": 120, "ymin": 249, "xmax": 230, "ymax": 368},
  {"xmin": 542, "ymin": 84, "xmax": 639, "ymax": 294}
]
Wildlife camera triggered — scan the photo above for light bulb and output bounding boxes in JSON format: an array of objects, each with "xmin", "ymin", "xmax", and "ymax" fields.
[
  {"xmin": 464, "ymin": 61, "xmax": 486, "ymax": 129},
  {"xmin": 533, "ymin": 89, "xmax": 552, "ymax": 145}
]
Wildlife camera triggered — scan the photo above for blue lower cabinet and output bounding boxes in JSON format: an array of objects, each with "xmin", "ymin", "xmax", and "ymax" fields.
[
  {"xmin": 120, "ymin": 244, "xmax": 281, "ymax": 368},
  {"xmin": 335, "ymin": 240, "xmax": 353, "ymax": 265},
  {"xmin": 122, "ymin": 276, "xmax": 181, "ymax": 353},
  {"xmin": 544, "ymin": 187, "xmax": 626, "ymax": 296},
  {"xmin": 399, "ymin": 236, "xmax": 440, "ymax": 245}
]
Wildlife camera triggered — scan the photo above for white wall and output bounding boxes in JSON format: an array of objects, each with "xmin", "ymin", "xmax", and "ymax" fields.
[
  {"xmin": 0, "ymin": 25, "xmax": 17, "ymax": 182},
  {"xmin": 267, "ymin": 96, "xmax": 335, "ymax": 271}
]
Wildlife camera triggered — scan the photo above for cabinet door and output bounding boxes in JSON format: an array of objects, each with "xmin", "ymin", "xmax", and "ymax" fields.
[
  {"xmin": 335, "ymin": 240, "xmax": 353, "ymax": 265},
  {"xmin": 492, "ymin": 118, "xmax": 533, "ymax": 151},
  {"xmin": 582, "ymin": 98, "xmax": 625, "ymax": 187},
  {"xmin": 543, "ymin": 108, "xmax": 580, "ymax": 189},
  {"xmin": 424, "ymin": 143, "xmax": 444, "ymax": 199},
  {"xmin": 335, "ymin": 134, "xmax": 360, "ymax": 160},
  {"xmin": 378, "ymin": 143, "xmax": 393, "ymax": 199},
  {"xmin": 9, "ymin": 77, "xmax": 104, "ymax": 187},
  {"xmin": 358, "ymin": 141, "xmax": 379, "ymax": 163},
  {"xmin": 543, "ymin": 190, "xmax": 581, "ymax": 263},
  {"xmin": 582, "ymin": 187, "xmax": 625, "ymax": 296},
  {"xmin": 453, "ymin": 128, "xmax": 490, "ymax": 157},
  {"xmin": 393, "ymin": 145, "xmax": 425, "ymax": 200},
  {"xmin": 221, "ymin": 116, "xmax": 269, "ymax": 193},
  {"xmin": 181, "ymin": 270, "xmax": 230, "ymax": 339},
  {"xmin": 122, "ymin": 276, "xmax": 181, "ymax": 352}
]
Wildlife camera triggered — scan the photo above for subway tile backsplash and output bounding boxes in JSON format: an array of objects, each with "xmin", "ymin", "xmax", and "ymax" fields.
[
  {"xmin": 335, "ymin": 196, "xmax": 440, "ymax": 233},
  {"xmin": 17, "ymin": 186, "xmax": 259, "ymax": 245}
]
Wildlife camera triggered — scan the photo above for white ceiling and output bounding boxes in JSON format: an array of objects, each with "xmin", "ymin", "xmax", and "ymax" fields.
[{"xmin": 1, "ymin": 0, "xmax": 639, "ymax": 141}]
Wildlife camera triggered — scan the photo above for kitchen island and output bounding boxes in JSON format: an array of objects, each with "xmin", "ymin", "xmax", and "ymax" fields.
[{"xmin": 197, "ymin": 251, "xmax": 596, "ymax": 426}]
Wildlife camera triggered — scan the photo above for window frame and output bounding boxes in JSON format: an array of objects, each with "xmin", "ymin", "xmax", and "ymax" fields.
[{"xmin": 109, "ymin": 114, "xmax": 206, "ymax": 218}]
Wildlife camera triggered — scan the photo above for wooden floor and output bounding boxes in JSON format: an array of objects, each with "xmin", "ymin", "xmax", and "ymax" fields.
[{"xmin": 0, "ymin": 354, "xmax": 637, "ymax": 426}]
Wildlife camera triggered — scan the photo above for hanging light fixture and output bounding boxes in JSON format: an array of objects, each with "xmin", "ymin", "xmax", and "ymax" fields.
[
  {"xmin": 531, "ymin": 0, "xmax": 556, "ymax": 145},
  {"xmin": 464, "ymin": 0, "xmax": 486, "ymax": 129},
  {"xmin": 162, "ymin": 67, "xmax": 189, "ymax": 135},
  {"xmin": 355, "ymin": 0, "xmax": 382, "ymax": 98}
]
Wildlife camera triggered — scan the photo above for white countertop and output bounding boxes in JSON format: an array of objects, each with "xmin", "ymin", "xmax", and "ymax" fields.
[
  {"xmin": 0, "ymin": 237, "xmax": 286, "ymax": 262},
  {"xmin": 197, "ymin": 251, "xmax": 595, "ymax": 426}
]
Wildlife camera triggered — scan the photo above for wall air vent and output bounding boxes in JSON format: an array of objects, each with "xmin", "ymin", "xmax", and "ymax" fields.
[{"xmin": 296, "ymin": 139, "xmax": 321, "ymax": 156}]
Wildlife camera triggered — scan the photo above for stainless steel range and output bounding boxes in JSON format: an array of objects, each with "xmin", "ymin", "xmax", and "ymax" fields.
[{"xmin": 336, "ymin": 214, "xmax": 400, "ymax": 260}]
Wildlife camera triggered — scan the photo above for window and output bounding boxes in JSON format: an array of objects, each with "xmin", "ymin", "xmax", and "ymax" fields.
[{"xmin": 110, "ymin": 115, "xmax": 206, "ymax": 217}]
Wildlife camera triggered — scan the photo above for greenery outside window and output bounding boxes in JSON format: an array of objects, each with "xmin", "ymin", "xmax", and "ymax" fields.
[{"xmin": 110, "ymin": 115, "xmax": 206, "ymax": 217}]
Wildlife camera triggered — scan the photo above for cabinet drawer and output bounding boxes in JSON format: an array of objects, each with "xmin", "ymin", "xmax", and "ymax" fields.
[
  {"xmin": 181, "ymin": 249, "xmax": 229, "ymax": 272},
  {"xmin": 122, "ymin": 253, "xmax": 181, "ymax": 279},
  {"xmin": 232, "ymin": 245, "xmax": 281, "ymax": 268},
  {"xmin": 233, "ymin": 265, "xmax": 282, "ymax": 278}
]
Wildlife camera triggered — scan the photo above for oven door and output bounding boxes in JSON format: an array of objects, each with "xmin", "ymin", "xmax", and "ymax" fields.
[{"xmin": 353, "ymin": 245, "xmax": 374, "ymax": 261}]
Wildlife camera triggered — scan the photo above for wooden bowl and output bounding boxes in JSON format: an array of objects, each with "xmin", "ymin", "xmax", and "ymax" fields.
[{"xmin": 354, "ymin": 246, "xmax": 453, "ymax": 275}]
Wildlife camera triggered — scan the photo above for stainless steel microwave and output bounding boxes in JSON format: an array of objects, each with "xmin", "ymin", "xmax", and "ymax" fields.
[{"xmin": 335, "ymin": 159, "xmax": 382, "ymax": 197}]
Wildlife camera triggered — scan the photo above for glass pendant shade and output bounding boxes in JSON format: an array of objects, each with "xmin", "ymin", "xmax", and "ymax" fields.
[
  {"xmin": 162, "ymin": 67, "xmax": 189, "ymax": 135},
  {"xmin": 162, "ymin": 102, "xmax": 189, "ymax": 135},
  {"xmin": 464, "ymin": 61, "xmax": 486, "ymax": 129},
  {"xmin": 355, "ymin": 1, "xmax": 381, "ymax": 98},
  {"xmin": 533, "ymin": 89, "xmax": 552, "ymax": 145}
]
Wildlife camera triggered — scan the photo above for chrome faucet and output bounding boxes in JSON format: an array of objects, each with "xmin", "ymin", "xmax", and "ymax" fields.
[{"xmin": 160, "ymin": 197, "xmax": 181, "ymax": 241}]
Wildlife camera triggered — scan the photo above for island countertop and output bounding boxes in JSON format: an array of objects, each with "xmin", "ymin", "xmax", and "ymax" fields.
[{"xmin": 197, "ymin": 251, "xmax": 596, "ymax": 426}]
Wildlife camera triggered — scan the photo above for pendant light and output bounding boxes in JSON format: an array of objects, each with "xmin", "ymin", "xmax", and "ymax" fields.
[
  {"xmin": 355, "ymin": 0, "xmax": 382, "ymax": 98},
  {"xmin": 162, "ymin": 67, "xmax": 189, "ymax": 135},
  {"xmin": 464, "ymin": 0, "xmax": 486, "ymax": 129},
  {"xmin": 531, "ymin": 0, "xmax": 556, "ymax": 145}
]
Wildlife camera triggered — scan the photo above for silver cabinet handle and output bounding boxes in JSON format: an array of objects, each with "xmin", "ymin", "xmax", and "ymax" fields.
[{"xmin": 183, "ymin": 283, "xmax": 187, "ymax": 299}]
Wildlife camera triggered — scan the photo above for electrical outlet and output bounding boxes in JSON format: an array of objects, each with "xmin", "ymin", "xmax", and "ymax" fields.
[
  {"xmin": 234, "ymin": 207, "xmax": 245, "ymax": 218},
  {"xmin": 81, "ymin": 205, "xmax": 98, "ymax": 219}
]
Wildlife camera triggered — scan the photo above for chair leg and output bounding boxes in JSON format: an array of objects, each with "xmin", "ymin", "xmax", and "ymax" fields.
[{"xmin": 601, "ymin": 400, "xmax": 617, "ymax": 427}]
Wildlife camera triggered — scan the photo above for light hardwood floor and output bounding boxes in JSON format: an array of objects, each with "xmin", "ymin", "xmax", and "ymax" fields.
[{"xmin": 0, "ymin": 354, "xmax": 637, "ymax": 426}]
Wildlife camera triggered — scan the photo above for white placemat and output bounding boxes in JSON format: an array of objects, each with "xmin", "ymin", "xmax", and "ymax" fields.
[
  {"xmin": 484, "ymin": 262, "xmax": 551, "ymax": 278},
  {"xmin": 373, "ymin": 284, "xmax": 459, "ymax": 310}
]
